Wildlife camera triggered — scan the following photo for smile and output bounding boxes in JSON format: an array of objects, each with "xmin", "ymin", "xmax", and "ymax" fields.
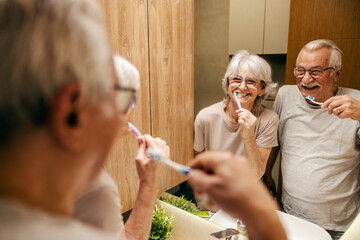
[
  {"xmin": 301, "ymin": 85, "xmax": 320, "ymax": 91},
  {"xmin": 236, "ymin": 93, "xmax": 251, "ymax": 97}
]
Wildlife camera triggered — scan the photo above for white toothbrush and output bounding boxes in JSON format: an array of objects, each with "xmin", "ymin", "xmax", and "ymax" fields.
[
  {"xmin": 234, "ymin": 92, "xmax": 242, "ymax": 109},
  {"xmin": 305, "ymin": 96, "xmax": 323, "ymax": 106},
  {"xmin": 146, "ymin": 148, "xmax": 191, "ymax": 176}
]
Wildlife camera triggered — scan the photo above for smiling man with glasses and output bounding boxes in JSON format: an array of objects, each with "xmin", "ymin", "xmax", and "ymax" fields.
[{"xmin": 263, "ymin": 39, "xmax": 360, "ymax": 240}]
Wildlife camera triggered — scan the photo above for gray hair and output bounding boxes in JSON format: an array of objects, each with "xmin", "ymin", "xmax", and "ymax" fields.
[
  {"xmin": 221, "ymin": 50, "xmax": 277, "ymax": 116},
  {"xmin": 296, "ymin": 39, "xmax": 343, "ymax": 71},
  {"xmin": 113, "ymin": 55, "xmax": 140, "ymax": 90},
  {"xmin": 0, "ymin": 0, "xmax": 113, "ymax": 146},
  {"xmin": 113, "ymin": 55, "xmax": 140, "ymax": 112}
]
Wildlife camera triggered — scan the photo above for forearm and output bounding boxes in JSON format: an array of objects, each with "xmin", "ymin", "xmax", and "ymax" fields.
[
  {"xmin": 244, "ymin": 206, "xmax": 287, "ymax": 240},
  {"xmin": 238, "ymin": 186, "xmax": 287, "ymax": 240},
  {"xmin": 243, "ymin": 137, "xmax": 265, "ymax": 178},
  {"xmin": 265, "ymin": 146, "xmax": 280, "ymax": 176},
  {"xmin": 123, "ymin": 183, "xmax": 159, "ymax": 240}
]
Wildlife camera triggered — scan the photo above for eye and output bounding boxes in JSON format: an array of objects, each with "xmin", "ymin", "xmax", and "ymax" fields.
[
  {"xmin": 246, "ymin": 79, "xmax": 257, "ymax": 84},
  {"xmin": 297, "ymin": 68, "xmax": 306, "ymax": 73},
  {"xmin": 229, "ymin": 77, "xmax": 242, "ymax": 83},
  {"xmin": 311, "ymin": 69, "xmax": 322, "ymax": 75}
]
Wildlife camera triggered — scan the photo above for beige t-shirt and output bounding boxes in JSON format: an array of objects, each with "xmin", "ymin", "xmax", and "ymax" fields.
[
  {"xmin": 74, "ymin": 170, "xmax": 124, "ymax": 238},
  {"xmin": 194, "ymin": 101, "xmax": 279, "ymax": 155}
]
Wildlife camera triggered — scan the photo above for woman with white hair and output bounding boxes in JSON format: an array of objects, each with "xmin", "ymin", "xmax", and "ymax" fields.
[
  {"xmin": 74, "ymin": 55, "xmax": 168, "ymax": 239},
  {"xmin": 194, "ymin": 50, "xmax": 279, "ymax": 179}
]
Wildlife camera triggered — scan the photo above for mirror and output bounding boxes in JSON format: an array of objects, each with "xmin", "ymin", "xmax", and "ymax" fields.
[{"xmin": 194, "ymin": 0, "xmax": 289, "ymax": 116}]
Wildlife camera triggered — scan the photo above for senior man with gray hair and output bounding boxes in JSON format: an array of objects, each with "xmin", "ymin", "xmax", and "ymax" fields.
[
  {"xmin": 0, "ymin": 0, "xmax": 167, "ymax": 239},
  {"xmin": 263, "ymin": 39, "xmax": 360, "ymax": 240}
]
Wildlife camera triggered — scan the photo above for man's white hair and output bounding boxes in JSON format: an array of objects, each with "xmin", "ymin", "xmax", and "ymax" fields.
[{"xmin": 296, "ymin": 39, "xmax": 343, "ymax": 70}]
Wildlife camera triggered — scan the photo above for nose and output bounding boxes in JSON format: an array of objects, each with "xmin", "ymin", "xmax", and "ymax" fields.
[
  {"xmin": 301, "ymin": 71, "xmax": 313, "ymax": 84},
  {"xmin": 238, "ymin": 80, "xmax": 247, "ymax": 90}
]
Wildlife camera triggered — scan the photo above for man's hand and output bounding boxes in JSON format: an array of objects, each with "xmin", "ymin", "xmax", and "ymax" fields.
[
  {"xmin": 323, "ymin": 95, "xmax": 360, "ymax": 121},
  {"xmin": 188, "ymin": 151, "xmax": 269, "ymax": 217},
  {"xmin": 188, "ymin": 151, "xmax": 287, "ymax": 240}
]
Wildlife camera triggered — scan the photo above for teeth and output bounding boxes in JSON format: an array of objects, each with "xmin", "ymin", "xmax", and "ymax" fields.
[{"xmin": 238, "ymin": 93, "xmax": 250, "ymax": 97}]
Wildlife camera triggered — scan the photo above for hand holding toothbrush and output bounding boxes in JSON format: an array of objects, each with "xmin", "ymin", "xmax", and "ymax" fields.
[
  {"xmin": 322, "ymin": 95, "xmax": 360, "ymax": 121},
  {"xmin": 236, "ymin": 108, "xmax": 257, "ymax": 141},
  {"xmin": 135, "ymin": 134, "xmax": 169, "ymax": 188},
  {"xmin": 128, "ymin": 122, "xmax": 190, "ymax": 176},
  {"xmin": 233, "ymin": 91, "xmax": 257, "ymax": 140}
]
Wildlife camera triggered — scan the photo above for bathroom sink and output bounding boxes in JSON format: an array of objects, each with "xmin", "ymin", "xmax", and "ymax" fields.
[{"xmin": 209, "ymin": 210, "xmax": 332, "ymax": 240}]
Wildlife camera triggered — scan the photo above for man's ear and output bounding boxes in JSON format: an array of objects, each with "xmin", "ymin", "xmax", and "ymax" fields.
[
  {"xmin": 49, "ymin": 83, "xmax": 84, "ymax": 152},
  {"xmin": 334, "ymin": 65, "xmax": 343, "ymax": 82}
]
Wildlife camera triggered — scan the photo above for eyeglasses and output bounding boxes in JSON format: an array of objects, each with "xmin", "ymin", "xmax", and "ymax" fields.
[
  {"xmin": 113, "ymin": 84, "xmax": 137, "ymax": 112},
  {"xmin": 293, "ymin": 67, "xmax": 334, "ymax": 78},
  {"xmin": 228, "ymin": 76, "xmax": 260, "ymax": 88}
]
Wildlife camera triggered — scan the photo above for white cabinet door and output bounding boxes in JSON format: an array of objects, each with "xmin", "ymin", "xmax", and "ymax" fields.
[
  {"xmin": 228, "ymin": 0, "xmax": 290, "ymax": 55},
  {"xmin": 229, "ymin": 0, "xmax": 265, "ymax": 55},
  {"xmin": 263, "ymin": 0, "xmax": 290, "ymax": 54}
]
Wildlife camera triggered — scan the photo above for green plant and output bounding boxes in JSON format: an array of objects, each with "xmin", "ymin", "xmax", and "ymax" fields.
[
  {"xmin": 160, "ymin": 195, "xmax": 200, "ymax": 215},
  {"xmin": 149, "ymin": 204, "xmax": 174, "ymax": 240}
]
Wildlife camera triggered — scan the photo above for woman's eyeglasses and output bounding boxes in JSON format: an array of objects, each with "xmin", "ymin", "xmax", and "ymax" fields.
[
  {"xmin": 113, "ymin": 84, "xmax": 137, "ymax": 113},
  {"xmin": 228, "ymin": 76, "xmax": 260, "ymax": 88}
]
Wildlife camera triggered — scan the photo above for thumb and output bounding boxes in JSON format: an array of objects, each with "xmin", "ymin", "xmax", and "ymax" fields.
[{"xmin": 136, "ymin": 142, "xmax": 146, "ymax": 160}]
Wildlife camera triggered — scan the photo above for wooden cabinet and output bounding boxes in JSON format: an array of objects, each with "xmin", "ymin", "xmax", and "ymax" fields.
[
  {"xmin": 148, "ymin": 0, "xmax": 194, "ymax": 193},
  {"xmin": 229, "ymin": 0, "xmax": 290, "ymax": 54},
  {"xmin": 97, "ymin": 0, "xmax": 194, "ymax": 212},
  {"xmin": 285, "ymin": 0, "xmax": 360, "ymax": 89}
]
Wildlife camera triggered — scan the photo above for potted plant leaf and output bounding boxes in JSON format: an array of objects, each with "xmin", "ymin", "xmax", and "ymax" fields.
[{"xmin": 149, "ymin": 204, "xmax": 174, "ymax": 240}]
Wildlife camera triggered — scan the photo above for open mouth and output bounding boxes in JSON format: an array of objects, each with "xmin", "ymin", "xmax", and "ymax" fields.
[
  {"xmin": 235, "ymin": 93, "xmax": 251, "ymax": 98},
  {"xmin": 301, "ymin": 85, "xmax": 320, "ymax": 91}
]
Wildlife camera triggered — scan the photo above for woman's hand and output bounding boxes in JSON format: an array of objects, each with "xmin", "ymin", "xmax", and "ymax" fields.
[
  {"xmin": 135, "ymin": 134, "xmax": 169, "ymax": 188},
  {"xmin": 236, "ymin": 108, "xmax": 257, "ymax": 141},
  {"xmin": 124, "ymin": 135, "xmax": 169, "ymax": 240}
]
